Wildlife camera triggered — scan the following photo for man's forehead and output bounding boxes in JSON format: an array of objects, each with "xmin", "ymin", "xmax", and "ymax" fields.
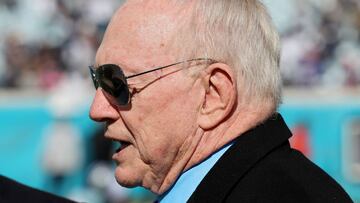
[
  {"xmin": 121, "ymin": 0, "xmax": 191, "ymax": 12},
  {"xmin": 95, "ymin": 0, "xmax": 192, "ymax": 68},
  {"xmin": 111, "ymin": 0, "xmax": 192, "ymax": 44}
]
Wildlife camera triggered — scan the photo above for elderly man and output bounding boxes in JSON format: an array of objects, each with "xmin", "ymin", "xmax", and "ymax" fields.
[{"xmin": 89, "ymin": 0, "xmax": 353, "ymax": 202}]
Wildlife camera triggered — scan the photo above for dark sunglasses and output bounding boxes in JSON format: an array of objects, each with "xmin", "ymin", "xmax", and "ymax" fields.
[{"xmin": 89, "ymin": 58, "xmax": 213, "ymax": 106}]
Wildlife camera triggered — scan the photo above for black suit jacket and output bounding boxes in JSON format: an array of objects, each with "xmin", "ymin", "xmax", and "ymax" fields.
[
  {"xmin": 0, "ymin": 175, "xmax": 76, "ymax": 203},
  {"xmin": 188, "ymin": 114, "xmax": 353, "ymax": 203}
]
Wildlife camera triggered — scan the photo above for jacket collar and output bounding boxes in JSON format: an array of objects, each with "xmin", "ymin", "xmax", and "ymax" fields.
[{"xmin": 188, "ymin": 113, "xmax": 292, "ymax": 202}]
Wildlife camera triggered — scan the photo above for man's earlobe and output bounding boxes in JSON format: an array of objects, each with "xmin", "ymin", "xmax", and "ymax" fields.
[{"xmin": 198, "ymin": 63, "xmax": 237, "ymax": 130}]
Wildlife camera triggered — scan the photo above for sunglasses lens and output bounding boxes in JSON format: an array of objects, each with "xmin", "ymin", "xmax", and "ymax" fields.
[
  {"xmin": 97, "ymin": 65, "xmax": 130, "ymax": 106},
  {"xmin": 89, "ymin": 67, "xmax": 99, "ymax": 89}
]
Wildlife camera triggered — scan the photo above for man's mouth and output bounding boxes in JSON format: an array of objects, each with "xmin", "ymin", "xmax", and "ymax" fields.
[{"xmin": 115, "ymin": 140, "xmax": 131, "ymax": 153}]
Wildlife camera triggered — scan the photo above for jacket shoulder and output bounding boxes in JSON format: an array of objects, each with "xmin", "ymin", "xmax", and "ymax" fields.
[
  {"xmin": 0, "ymin": 175, "xmax": 76, "ymax": 203},
  {"xmin": 226, "ymin": 144, "xmax": 353, "ymax": 203}
]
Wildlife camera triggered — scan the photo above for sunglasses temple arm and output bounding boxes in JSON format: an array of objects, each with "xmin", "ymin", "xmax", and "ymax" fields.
[
  {"xmin": 125, "ymin": 62, "xmax": 182, "ymax": 79},
  {"xmin": 125, "ymin": 58, "xmax": 212, "ymax": 79}
]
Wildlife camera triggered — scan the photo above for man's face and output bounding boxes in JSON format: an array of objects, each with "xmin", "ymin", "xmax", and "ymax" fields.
[{"xmin": 89, "ymin": 1, "xmax": 202, "ymax": 192}]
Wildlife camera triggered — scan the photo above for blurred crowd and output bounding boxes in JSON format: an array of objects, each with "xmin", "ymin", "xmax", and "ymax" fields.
[
  {"xmin": 0, "ymin": 0, "xmax": 359, "ymax": 90},
  {"xmin": 0, "ymin": 0, "xmax": 122, "ymax": 90},
  {"xmin": 279, "ymin": 0, "xmax": 360, "ymax": 88}
]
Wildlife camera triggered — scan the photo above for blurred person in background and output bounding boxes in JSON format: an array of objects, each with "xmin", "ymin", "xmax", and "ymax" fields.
[
  {"xmin": 1, "ymin": 35, "xmax": 28, "ymax": 88},
  {"xmin": 89, "ymin": 0, "xmax": 353, "ymax": 202}
]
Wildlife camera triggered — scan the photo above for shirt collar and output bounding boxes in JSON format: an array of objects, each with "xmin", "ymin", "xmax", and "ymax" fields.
[{"xmin": 158, "ymin": 142, "xmax": 233, "ymax": 203}]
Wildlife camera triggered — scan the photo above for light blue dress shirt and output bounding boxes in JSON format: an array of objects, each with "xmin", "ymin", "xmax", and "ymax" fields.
[{"xmin": 158, "ymin": 143, "xmax": 233, "ymax": 203}]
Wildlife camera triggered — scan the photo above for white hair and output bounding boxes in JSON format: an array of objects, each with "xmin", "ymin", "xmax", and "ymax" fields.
[{"xmin": 174, "ymin": 0, "xmax": 282, "ymax": 111}]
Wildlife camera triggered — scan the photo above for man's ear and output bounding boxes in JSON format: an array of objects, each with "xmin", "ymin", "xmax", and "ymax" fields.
[{"xmin": 198, "ymin": 63, "xmax": 237, "ymax": 130}]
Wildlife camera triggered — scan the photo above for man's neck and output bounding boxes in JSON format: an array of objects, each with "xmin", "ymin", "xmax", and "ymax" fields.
[
  {"xmin": 156, "ymin": 127, "xmax": 205, "ymax": 194},
  {"xmin": 185, "ymin": 106, "xmax": 270, "ymax": 170},
  {"xmin": 156, "ymin": 105, "xmax": 272, "ymax": 194}
]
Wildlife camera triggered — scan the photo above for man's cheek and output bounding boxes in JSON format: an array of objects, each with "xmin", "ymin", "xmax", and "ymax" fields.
[{"xmin": 145, "ymin": 143, "xmax": 174, "ymax": 166}]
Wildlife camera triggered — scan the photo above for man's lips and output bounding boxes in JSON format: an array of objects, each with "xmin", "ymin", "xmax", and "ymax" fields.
[
  {"xmin": 112, "ymin": 140, "xmax": 131, "ymax": 163},
  {"xmin": 104, "ymin": 130, "xmax": 132, "ymax": 155}
]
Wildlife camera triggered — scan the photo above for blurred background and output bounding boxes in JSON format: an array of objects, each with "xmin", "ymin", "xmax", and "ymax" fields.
[{"xmin": 0, "ymin": 0, "xmax": 359, "ymax": 202}]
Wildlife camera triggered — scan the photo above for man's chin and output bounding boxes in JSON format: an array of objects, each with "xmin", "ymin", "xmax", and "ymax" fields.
[
  {"xmin": 115, "ymin": 175, "xmax": 139, "ymax": 188},
  {"xmin": 115, "ymin": 177, "xmax": 137, "ymax": 188},
  {"xmin": 114, "ymin": 167, "xmax": 139, "ymax": 188}
]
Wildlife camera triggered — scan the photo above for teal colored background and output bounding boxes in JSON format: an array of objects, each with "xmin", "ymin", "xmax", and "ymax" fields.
[{"xmin": 0, "ymin": 99, "xmax": 359, "ymax": 202}]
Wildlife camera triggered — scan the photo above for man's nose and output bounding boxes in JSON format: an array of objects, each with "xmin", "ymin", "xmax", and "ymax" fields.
[{"xmin": 89, "ymin": 89, "xmax": 119, "ymax": 122}]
